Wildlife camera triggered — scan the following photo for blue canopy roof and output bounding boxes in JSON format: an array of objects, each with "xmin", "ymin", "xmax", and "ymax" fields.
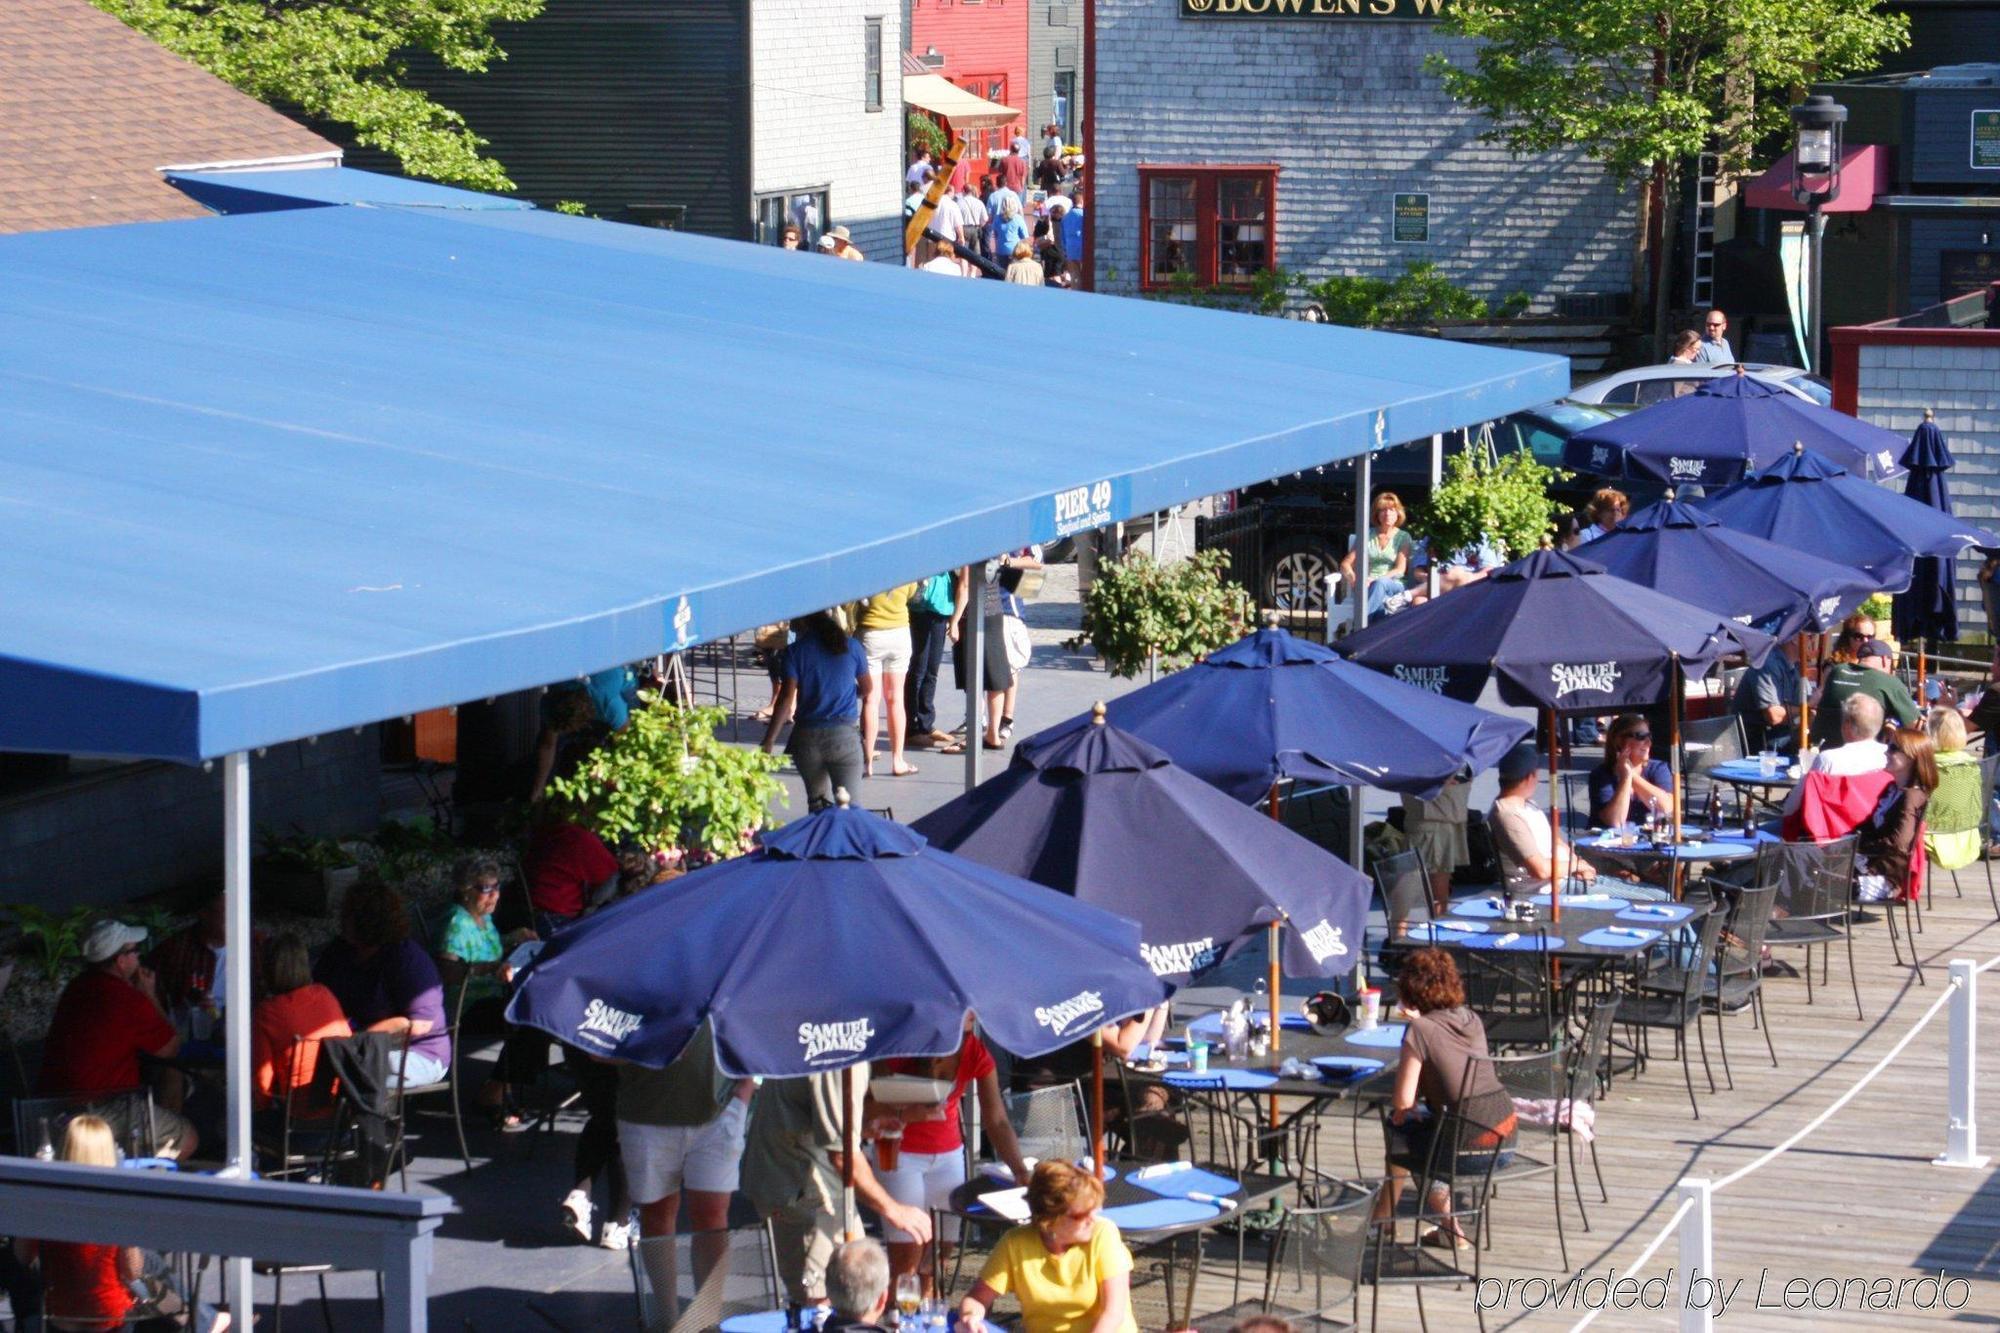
[
  {"xmin": 165, "ymin": 166, "xmax": 535, "ymax": 214},
  {"xmin": 0, "ymin": 195, "xmax": 1566, "ymax": 765}
]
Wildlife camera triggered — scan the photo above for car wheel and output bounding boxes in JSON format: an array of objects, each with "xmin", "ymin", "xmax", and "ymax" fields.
[{"xmin": 1263, "ymin": 538, "xmax": 1338, "ymax": 613}]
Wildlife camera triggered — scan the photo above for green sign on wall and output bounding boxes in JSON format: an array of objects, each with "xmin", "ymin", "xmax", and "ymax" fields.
[
  {"xmin": 1974, "ymin": 110, "xmax": 2000, "ymax": 170},
  {"xmin": 1393, "ymin": 193, "xmax": 1430, "ymax": 243},
  {"xmin": 1180, "ymin": 0, "xmax": 1450, "ymax": 19}
]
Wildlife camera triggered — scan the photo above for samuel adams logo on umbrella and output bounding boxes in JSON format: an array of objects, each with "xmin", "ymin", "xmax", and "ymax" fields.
[
  {"xmin": 799, "ymin": 1017, "xmax": 878, "ymax": 1065},
  {"xmin": 576, "ymin": 997, "xmax": 644, "ymax": 1051},
  {"xmin": 1035, "ymin": 989, "xmax": 1105, "ymax": 1038},
  {"xmin": 1550, "ymin": 661, "xmax": 1623, "ymax": 700}
]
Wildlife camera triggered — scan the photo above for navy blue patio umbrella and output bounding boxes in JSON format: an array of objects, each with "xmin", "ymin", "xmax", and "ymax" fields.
[
  {"xmin": 1890, "ymin": 412, "xmax": 1961, "ymax": 672},
  {"xmin": 1561, "ymin": 371, "xmax": 1906, "ymax": 488},
  {"xmin": 1576, "ymin": 494, "xmax": 1876, "ymax": 640},
  {"xmin": 1697, "ymin": 443, "xmax": 1998, "ymax": 590},
  {"xmin": 1019, "ymin": 625, "xmax": 1532, "ymax": 803},
  {"xmin": 508, "ymin": 797, "xmax": 1171, "ymax": 1179},
  {"xmin": 913, "ymin": 708, "xmax": 1373, "ymax": 985},
  {"xmin": 1337, "ymin": 549, "xmax": 1774, "ymax": 916}
]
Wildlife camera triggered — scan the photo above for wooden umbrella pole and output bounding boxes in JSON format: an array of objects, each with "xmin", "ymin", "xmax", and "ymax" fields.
[
  {"xmin": 1265, "ymin": 783, "xmax": 1283, "ymax": 1134},
  {"xmin": 1669, "ymin": 655, "xmax": 1686, "ymax": 902},
  {"xmin": 1796, "ymin": 632, "xmax": 1810, "ymax": 754},
  {"xmin": 1091, "ymin": 1030, "xmax": 1106, "ymax": 1179},
  {"xmin": 1546, "ymin": 707, "xmax": 1561, "ymax": 926},
  {"xmin": 1918, "ymin": 638, "xmax": 1928, "ymax": 697},
  {"xmin": 841, "ymin": 1064, "xmax": 859, "ymax": 1242}
]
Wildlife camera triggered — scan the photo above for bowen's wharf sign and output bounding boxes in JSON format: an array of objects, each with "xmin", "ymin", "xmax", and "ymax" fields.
[{"xmin": 1180, "ymin": 0, "xmax": 1449, "ymax": 18}]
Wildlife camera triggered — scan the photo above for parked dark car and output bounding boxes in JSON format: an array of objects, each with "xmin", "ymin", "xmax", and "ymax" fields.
[{"xmin": 1202, "ymin": 399, "xmax": 1663, "ymax": 613}]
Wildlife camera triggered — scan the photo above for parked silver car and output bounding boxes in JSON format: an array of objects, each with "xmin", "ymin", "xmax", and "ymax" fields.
[{"xmin": 1570, "ymin": 363, "xmax": 1833, "ymax": 410}]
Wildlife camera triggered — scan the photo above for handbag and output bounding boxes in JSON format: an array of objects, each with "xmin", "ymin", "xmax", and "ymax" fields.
[{"xmin": 1002, "ymin": 615, "xmax": 1033, "ymax": 672}]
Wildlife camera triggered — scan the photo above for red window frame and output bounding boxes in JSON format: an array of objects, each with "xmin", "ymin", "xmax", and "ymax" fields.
[{"xmin": 1138, "ymin": 164, "xmax": 1280, "ymax": 291}]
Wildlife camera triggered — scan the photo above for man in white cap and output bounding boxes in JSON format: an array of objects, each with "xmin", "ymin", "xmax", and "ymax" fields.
[{"xmin": 40, "ymin": 919, "xmax": 199, "ymax": 1160}]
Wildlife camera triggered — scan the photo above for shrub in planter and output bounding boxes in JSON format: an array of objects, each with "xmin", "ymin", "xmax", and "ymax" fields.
[
  {"xmin": 550, "ymin": 695, "xmax": 787, "ymax": 859},
  {"xmin": 257, "ymin": 827, "xmax": 360, "ymax": 915},
  {"xmin": 1068, "ymin": 549, "xmax": 1251, "ymax": 679},
  {"xmin": 1425, "ymin": 447, "xmax": 1568, "ymax": 563}
]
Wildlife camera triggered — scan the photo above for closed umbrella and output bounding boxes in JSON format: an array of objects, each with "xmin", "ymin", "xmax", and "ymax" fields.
[
  {"xmin": 1891, "ymin": 410, "xmax": 1961, "ymax": 693},
  {"xmin": 1020, "ymin": 625, "xmax": 1532, "ymax": 803},
  {"xmin": 914, "ymin": 707, "xmax": 1372, "ymax": 984},
  {"xmin": 1338, "ymin": 549, "xmax": 1775, "ymax": 914},
  {"xmin": 508, "ymin": 796, "xmax": 1170, "ymax": 1179},
  {"xmin": 1698, "ymin": 443, "xmax": 1998, "ymax": 591},
  {"xmin": 1562, "ymin": 370, "xmax": 1906, "ymax": 487}
]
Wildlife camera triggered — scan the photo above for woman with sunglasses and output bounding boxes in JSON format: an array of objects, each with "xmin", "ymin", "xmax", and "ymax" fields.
[
  {"xmin": 959, "ymin": 1159, "xmax": 1135, "ymax": 1333},
  {"xmin": 436, "ymin": 855, "xmax": 539, "ymax": 1129},
  {"xmin": 1338, "ymin": 490, "xmax": 1414, "ymax": 617},
  {"xmin": 1588, "ymin": 714, "xmax": 1680, "ymax": 830}
]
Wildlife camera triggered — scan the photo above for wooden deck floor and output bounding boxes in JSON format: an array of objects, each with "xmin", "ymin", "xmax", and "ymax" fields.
[{"xmin": 1120, "ymin": 884, "xmax": 2000, "ymax": 1330}]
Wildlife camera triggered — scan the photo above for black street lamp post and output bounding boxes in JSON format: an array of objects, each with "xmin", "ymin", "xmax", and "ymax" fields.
[{"xmin": 1790, "ymin": 94, "xmax": 1848, "ymax": 373}]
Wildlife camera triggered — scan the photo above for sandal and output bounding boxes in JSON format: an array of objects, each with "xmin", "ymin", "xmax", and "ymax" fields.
[
  {"xmin": 483, "ymin": 1101, "xmax": 529, "ymax": 1133},
  {"xmin": 983, "ymin": 738, "xmax": 1006, "ymax": 751},
  {"xmin": 891, "ymin": 762, "xmax": 920, "ymax": 777},
  {"xmin": 937, "ymin": 739, "xmax": 967, "ymax": 755},
  {"xmin": 1419, "ymin": 1224, "xmax": 1472, "ymax": 1251},
  {"xmin": 998, "ymin": 716, "xmax": 1015, "ymax": 740}
]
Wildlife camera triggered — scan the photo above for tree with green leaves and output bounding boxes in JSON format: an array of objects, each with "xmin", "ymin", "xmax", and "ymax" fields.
[
  {"xmin": 1428, "ymin": 0, "xmax": 1906, "ymax": 344},
  {"xmin": 93, "ymin": 0, "xmax": 543, "ymax": 190}
]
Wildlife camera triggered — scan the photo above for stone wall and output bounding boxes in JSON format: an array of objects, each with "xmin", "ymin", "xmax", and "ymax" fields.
[
  {"xmin": 1840, "ymin": 328, "xmax": 2000, "ymax": 639},
  {"xmin": 754, "ymin": 0, "xmax": 907, "ymax": 261},
  {"xmin": 0, "ymin": 730, "xmax": 380, "ymax": 912},
  {"xmin": 1092, "ymin": 0, "xmax": 1637, "ymax": 308}
]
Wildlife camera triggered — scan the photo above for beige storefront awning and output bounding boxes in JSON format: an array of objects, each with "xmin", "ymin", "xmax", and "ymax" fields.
[{"xmin": 903, "ymin": 74, "xmax": 1019, "ymax": 131}]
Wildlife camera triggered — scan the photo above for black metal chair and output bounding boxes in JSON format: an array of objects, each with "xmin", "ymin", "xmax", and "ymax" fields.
[
  {"xmin": 1456, "ymin": 942, "xmax": 1558, "ymax": 1052},
  {"xmin": 1563, "ymin": 995, "xmax": 1621, "ymax": 1230},
  {"xmin": 1622, "ymin": 907, "xmax": 1725, "ymax": 1119},
  {"xmin": 629, "ymin": 1224, "xmax": 780, "ymax": 1333},
  {"xmin": 391, "ymin": 990, "xmax": 470, "ymax": 1177},
  {"xmin": 1681, "ymin": 713, "xmax": 1746, "ymax": 810},
  {"xmin": 1706, "ymin": 882, "xmax": 1782, "ymax": 1085},
  {"xmin": 1761, "ymin": 835, "xmax": 1863, "ymax": 1020},
  {"xmin": 1373, "ymin": 850, "xmax": 1431, "ymax": 946},
  {"xmin": 1191, "ymin": 1178, "xmax": 1376, "ymax": 1332},
  {"xmin": 1482, "ymin": 1047, "xmax": 1571, "ymax": 1270},
  {"xmin": 252, "ymin": 1036, "xmax": 374, "ymax": 1332}
]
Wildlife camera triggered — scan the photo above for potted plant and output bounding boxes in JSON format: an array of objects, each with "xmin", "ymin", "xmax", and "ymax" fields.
[
  {"xmin": 549, "ymin": 695, "xmax": 787, "ymax": 861},
  {"xmin": 1424, "ymin": 447, "xmax": 1569, "ymax": 564},
  {"xmin": 1068, "ymin": 549, "xmax": 1252, "ymax": 679},
  {"xmin": 256, "ymin": 827, "xmax": 361, "ymax": 915}
]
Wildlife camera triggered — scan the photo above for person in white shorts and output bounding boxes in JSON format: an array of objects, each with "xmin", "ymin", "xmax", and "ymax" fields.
[
  {"xmin": 875, "ymin": 1020, "xmax": 1031, "ymax": 1296},
  {"xmin": 853, "ymin": 585, "xmax": 920, "ymax": 778},
  {"xmin": 618, "ymin": 1026, "xmax": 753, "ymax": 1291}
]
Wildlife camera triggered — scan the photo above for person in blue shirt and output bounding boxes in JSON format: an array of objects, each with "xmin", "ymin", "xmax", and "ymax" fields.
[
  {"xmin": 761, "ymin": 611, "xmax": 873, "ymax": 811},
  {"xmin": 1588, "ymin": 714, "xmax": 1681, "ymax": 829},
  {"xmin": 1695, "ymin": 309, "xmax": 1735, "ymax": 364}
]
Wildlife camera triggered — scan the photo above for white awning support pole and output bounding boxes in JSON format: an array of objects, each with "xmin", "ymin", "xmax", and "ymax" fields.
[{"xmin": 222, "ymin": 751, "xmax": 254, "ymax": 1322}]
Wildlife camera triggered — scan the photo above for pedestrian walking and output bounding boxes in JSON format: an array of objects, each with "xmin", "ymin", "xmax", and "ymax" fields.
[
  {"xmin": 1000, "ymin": 139, "xmax": 1030, "ymax": 198},
  {"xmin": 905, "ymin": 573, "xmax": 955, "ymax": 751},
  {"xmin": 905, "ymin": 148, "xmax": 935, "ymax": 190},
  {"xmin": 1004, "ymin": 239, "xmax": 1044, "ymax": 286},
  {"xmin": 761, "ymin": 610, "xmax": 872, "ymax": 810},
  {"xmin": 854, "ymin": 582, "xmax": 922, "ymax": 776}
]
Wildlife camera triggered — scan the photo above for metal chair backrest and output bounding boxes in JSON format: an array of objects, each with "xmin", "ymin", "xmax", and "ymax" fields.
[
  {"xmin": 1721, "ymin": 883, "xmax": 1781, "ymax": 969},
  {"xmin": 631, "ymin": 1224, "xmax": 781, "ymax": 1333},
  {"xmin": 1489, "ymin": 1045, "xmax": 1564, "ymax": 1103},
  {"xmin": 1675, "ymin": 908, "xmax": 1728, "ymax": 1008},
  {"xmin": 1567, "ymin": 995, "xmax": 1621, "ymax": 1103},
  {"xmin": 1457, "ymin": 943, "xmax": 1557, "ymax": 1049},
  {"xmin": 1682, "ymin": 713, "xmax": 1746, "ymax": 778},
  {"xmin": 1271, "ymin": 1181, "xmax": 1374, "ymax": 1326},
  {"xmin": 1752, "ymin": 835, "xmax": 1856, "ymax": 920},
  {"xmin": 1003, "ymin": 1082, "xmax": 1087, "ymax": 1167},
  {"xmin": 11, "ymin": 1088, "xmax": 156, "ymax": 1162},
  {"xmin": 1373, "ymin": 849, "xmax": 1430, "ymax": 931},
  {"xmin": 1980, "ymin": 756, "xmax": 2000, "ymax": 841}
]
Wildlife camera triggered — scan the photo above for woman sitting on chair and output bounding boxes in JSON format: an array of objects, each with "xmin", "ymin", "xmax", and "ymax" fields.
[
  {"xmin": 1854, "ymin": 725, "xmax": 1939, "ymax": 903},
  {"xmin": 1588, "ymin": 714, "xmax": 1679, "ymax": 830},
  {"xmin": 13, "ymin": 1115, "xmax": 230, "ymax": 1331},
  {"xmin": 958, "ymin": 1159, "xmax": 1136, "ymax": 1333},
  {"xmin": 1374, "ymin": 948, "xmax": 1517, "ymax": 1250}
]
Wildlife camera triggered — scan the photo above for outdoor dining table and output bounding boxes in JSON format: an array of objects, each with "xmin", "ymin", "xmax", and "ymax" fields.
[
  {"xmin": 1574, "ymin": 822, "xmax": 1775, "ymax": 898},
  {"xmin": 1707, "ymin": 757, "xmax": 1803, "ymax": 818},
  {"xmin": 1386, "ymin": 892, "xmax": 1708, "ymax": 966},
  {"xmin": 944, "ymin": 1159, "xmax": 1290, "ymax": 1328}
]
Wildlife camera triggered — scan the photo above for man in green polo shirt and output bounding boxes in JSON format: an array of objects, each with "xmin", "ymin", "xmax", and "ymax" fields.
[{"xmin": 1810, "ymin": 638, "xmax": 1920, "ymax": 748}]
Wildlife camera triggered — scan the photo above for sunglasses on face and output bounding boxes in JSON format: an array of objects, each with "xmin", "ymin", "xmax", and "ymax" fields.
[{"xmin": 1626, "ymin": 731, "xmax": 1652, "ymax": 742}]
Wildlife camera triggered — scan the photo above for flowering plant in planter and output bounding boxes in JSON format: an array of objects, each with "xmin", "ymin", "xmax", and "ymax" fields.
[{"xmin": 1069, "ymin": 549, "xmax": 1251, "ymax": 679}]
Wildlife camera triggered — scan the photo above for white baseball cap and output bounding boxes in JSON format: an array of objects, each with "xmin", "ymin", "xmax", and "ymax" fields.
[{"xmin": 82, "ymin": 920, "xmax": 148, "ymax": 964}]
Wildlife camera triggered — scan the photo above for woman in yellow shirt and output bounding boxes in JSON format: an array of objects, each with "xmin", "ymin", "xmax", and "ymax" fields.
[
  {"xmin": 854, "ymin": 584, "xmax": 921, "ymax": 778},
  {"xmin": 959, "ymin": 1160, "xmax": 1136, "ymax": 1333}
]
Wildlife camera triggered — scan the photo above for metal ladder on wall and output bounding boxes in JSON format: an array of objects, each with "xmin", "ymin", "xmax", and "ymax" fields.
[{"xmin": 1689, "ymin": 152, "xmax": 1719, "ymax": 308}]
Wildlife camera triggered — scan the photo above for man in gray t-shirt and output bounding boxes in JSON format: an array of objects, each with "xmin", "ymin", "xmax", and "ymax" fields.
[{"xmin": 739, "ymin": 1066, "xmax": 931, "ymax": 1308}]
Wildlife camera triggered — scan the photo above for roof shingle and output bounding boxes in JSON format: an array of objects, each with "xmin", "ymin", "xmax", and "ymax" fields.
[{"xmin": 0, "ymin": 0, "xmax": 337, "ymax": 234}]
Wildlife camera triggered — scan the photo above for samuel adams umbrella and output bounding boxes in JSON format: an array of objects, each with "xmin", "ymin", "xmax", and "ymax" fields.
[
  {"xmin": 1019, "ymin": 626, "xmax": 1532, "ymax": 803},
  {"xmin": 1339, "ymin": 549, "xmax": 1774, "ymax": 914},
  {"xmin": 1698, "ymin": 442, "xmax": 1999, "ymax": 590},
  {"xmin": 506, "ymin": 798, "xmax": 1169, "ymax": 1076},
  {"xmin": 1576, "ymin": 494, "xmax": 1876, "ymax": 640},
  {"xmin": 1561, "ymin": 370, "xmax": 1907, "ymax": 488},
  {"xmin": 1891, "ymin": 411, "xmax": 1961, "ymax": 671},
  {"xmin": 1335, "ymin": 548, "xmax": 1774, "ymax": 712},
  {"xmin": 913, "ymin": 708, "xmax": 1372, "ymax": 984}
]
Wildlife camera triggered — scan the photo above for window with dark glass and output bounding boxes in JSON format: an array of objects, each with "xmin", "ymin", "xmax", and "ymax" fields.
[
  {"xmin": 1138, "ymin": 166, "xmax": 1278, "ymax": 290},
  {"xmin": 864, "ymin": 19, "xmax": 883, "ymax": 111}
]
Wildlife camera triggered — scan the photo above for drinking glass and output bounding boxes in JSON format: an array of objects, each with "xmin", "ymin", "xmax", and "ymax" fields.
[{"xmin": 896, "ymin": 1274, "xmax": 922, "ymax": 1319}]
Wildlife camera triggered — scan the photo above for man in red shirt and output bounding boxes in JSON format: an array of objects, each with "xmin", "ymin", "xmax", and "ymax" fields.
[
  {"xmin": 526, "ymin": 814, "xmax": 621, "ymax": 935},
  {"xmin": 40, "ymin": 920, "xmax": 199, "ymax": 1160},
  {"xmin": 999, "ymin": 141, "xmax": 1030, "ymax": 198}
]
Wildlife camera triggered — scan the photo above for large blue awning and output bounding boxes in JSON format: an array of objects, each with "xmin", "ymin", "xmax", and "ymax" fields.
[{"xmin": 0, "ymin": 196, "xmax": 1565, "ymax": 765}]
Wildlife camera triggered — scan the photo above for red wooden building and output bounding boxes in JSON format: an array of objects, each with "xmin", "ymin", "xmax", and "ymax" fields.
[{"xmin": 907, "ymin": 0, "xmax": 1028, "ymax": 189}]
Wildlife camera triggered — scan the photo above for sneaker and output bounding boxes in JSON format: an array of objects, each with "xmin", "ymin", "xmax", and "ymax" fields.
[
  {"xmin": 560, "ymin": 1188, "xmax": 594, "ymax": 1243},
  {"xmin": 599, "ymin": 1219, "xmax": 634, "ymax": 1251}
]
